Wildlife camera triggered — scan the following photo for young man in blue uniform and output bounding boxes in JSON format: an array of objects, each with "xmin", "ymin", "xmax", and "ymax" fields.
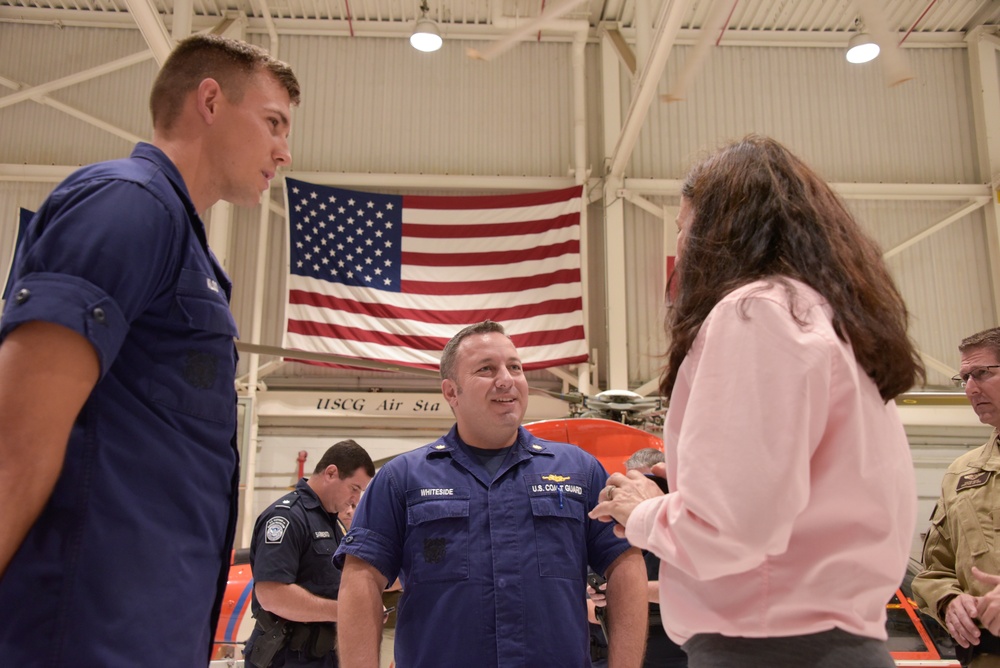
[
  {"xmin": 335, "ymin": 320, "xmax": 648, "ymax": 668},
  {"xmin": 245, "ymin": 440, "xmax": 375, "ymax": 668},
  {"xmin": 0, "ymin": 35, "xmax": 299, "ymax": 666}
]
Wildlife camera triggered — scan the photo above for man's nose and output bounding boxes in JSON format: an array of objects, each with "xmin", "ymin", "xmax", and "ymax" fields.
[
  {"xmin": 275, "ymin": 139, "xmax": 291, "ymax": 166},
  {"xmin": 495, "ymin": 367, "xmax": 513, "ymax": 388}
]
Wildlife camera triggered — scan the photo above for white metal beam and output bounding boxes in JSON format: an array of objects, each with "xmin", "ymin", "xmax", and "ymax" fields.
[
  {"xmin": 601, "ymin": 29, "xmax": 628, "ymax": 390},
  {"xmin": 0, "ymin": 73, "xmax": 143, "ymax": 145},
  {"xmin": 607, "ymin": 0, "xmax": 692, "ymax": 181},
  {"xmin": 621, "ymin": 179, "xmax": 992, "ymax": 200},
  {"xmin": 123, "ymin": 0, "xmax": 174, "ymax": 66},
  {"xmin": 883, "ymin": 197, "xmax": 991, "ymax": 260},
  {"xmin": 0, "ymin": 7, "xmax": 972, "ymax": 49},
  {"xmin": 0, "ymin": 51, "xmax": 153, "ymax": 111},
  {"xmin": 967, "ymin": 28, "xmax": 1000, "ymax": 319},
  {"xmin": 171, "ymin": 0, "xmax": 192, "ymax": 40}
]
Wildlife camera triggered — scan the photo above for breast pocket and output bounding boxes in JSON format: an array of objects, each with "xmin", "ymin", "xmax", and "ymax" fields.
[
  {"xmin": 149, "ymin": 268, "xmax": 238, "ymax": 423},
  {"xmin": 405, "ymin": 496, "xmax": 470, "ymax": 584},
  {"xmin": 956, "ymin": 494, "xmax": 991, "ymax": 559},
  {"xmin": 310, "ymin": 536, "xmax": 342, "ymax": 596},
  {"xmin": 529, "ymin": 491, "xmax": 586, "ymax": 579}
]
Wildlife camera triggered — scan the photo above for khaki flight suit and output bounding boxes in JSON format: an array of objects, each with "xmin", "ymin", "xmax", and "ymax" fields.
[{"xmin": 913, "ymin": 432, "xmax": 1000, "ymax": 667}]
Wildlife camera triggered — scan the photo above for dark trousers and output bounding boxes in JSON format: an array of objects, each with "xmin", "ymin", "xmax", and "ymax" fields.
[{"xmin": 682, "ymin": 628, "xmax": 894, "ymax": 668}]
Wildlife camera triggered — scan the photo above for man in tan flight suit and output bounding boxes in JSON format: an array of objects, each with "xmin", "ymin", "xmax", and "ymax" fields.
[{"xmin": 914, "ymin": 327, "xmax": 1000, "ymax": 667}]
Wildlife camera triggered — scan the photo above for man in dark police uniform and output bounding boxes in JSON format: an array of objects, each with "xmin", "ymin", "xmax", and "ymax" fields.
[
  {"xmin": 246, "ymin": 440, "xmax": 374, "ymax": 668},
  {"xmin": 335, "ymin": 320, "xmax": 648, "ymax": 668}
]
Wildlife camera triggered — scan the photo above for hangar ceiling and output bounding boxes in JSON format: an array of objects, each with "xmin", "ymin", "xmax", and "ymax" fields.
[{"xmin": 1, "ymin": 0, "xmax": 998, "ymax": 45}]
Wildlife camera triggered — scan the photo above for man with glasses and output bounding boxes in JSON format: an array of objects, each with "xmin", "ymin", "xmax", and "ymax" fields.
[{"xmin": 914, "ymin": 327, "xmax": 1000, "ymax": 667}]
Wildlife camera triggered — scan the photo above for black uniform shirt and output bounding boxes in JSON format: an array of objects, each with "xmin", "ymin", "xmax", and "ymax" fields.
[{"xmin": 249, "ymin": 478, "xmax": 344, "ymax": 617}]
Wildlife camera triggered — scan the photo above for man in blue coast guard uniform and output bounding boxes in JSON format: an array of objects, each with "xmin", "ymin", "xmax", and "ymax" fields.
[
  {"xmin": 245, "ymin": 440, "xmax": 375, "ymax": 668},
  {"xmin": 0, "ymin": 35, "xmax": 299, "ymax": 666},
  {"xmin": 335, "ymin": 320, "xmax": 648, "ymax": 667}
]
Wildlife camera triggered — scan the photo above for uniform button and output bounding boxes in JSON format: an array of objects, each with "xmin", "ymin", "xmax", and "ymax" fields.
[
  {"xmin": 14, "ymin": 288, "xmax": 30, "ymax": 304},
  {"xmin": 498, "ymin": 578, "xmax": 506, "ymax": 587},
  {"xmin": 92, "ymin": 307, "xmax": 106, "ymax": 323},
  {"xmin": 344, "ymin": 535, "xmax": 354, "ymax": 544}
]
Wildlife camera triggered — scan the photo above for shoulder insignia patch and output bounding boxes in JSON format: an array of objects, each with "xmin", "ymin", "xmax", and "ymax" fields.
[
  {"xmin": 265, "ymin": 516, "xmax": 290, "ymax": 544},
  {"xmin": 957, "ymin": 470, "xmax": 991, "ymax": 492}
]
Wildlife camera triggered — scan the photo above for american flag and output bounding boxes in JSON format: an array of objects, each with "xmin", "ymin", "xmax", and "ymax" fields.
[{"xmin": 282, "ymin": 178, "xmax": 589, "ymax": 372}]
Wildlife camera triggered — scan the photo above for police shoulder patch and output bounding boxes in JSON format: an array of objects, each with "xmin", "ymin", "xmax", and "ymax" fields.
[{"xmin": 265, "ymin": 516, "xmax": 290, "ymax": 544}]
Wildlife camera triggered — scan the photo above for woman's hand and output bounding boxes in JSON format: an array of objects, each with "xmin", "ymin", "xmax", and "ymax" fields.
[{"xmin": 588, "ymin": 469, "xmax": 666, "ymax": 538}]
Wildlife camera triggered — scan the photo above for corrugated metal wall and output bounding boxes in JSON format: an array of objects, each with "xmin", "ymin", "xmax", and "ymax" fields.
[
  {"xmin": 272, "ymin": 35, "xmax": 598, "ymax": 177},
  {"xmin": 618, "ymin": 43, "xmax": 990, "ymax": 388},
  {"xmin": 0, "ymin": 25, "xmax": 155, "ymax": 165},
  {"xmin": 1, "ymin": 22, "xmax": 996, "ymax": 393}
]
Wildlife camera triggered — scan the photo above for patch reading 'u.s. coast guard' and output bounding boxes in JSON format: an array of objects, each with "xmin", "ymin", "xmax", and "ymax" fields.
[
  {"xmin": 527, "ymin": 473, "xmax": 585, "ymax": 497},
  {"xmin": 265, "ymin": 516, "xmax": 290, "ymax": 544}
]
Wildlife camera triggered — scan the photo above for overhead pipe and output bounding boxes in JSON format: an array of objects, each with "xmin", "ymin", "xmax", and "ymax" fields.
[
  {"xmin": 296, "ymin": 451, "xmax": 308, "ymax": 480},
  {"xmin": 899, "ymin": 0, "xmax": 938, "ymax": 46},
  {"xmin": 343, "ymin": 0, "xmax": 355, "ymax": 37},
  {"xmin": 239, "ymin": 195, "xmax": 274, "ymax": 548},
  {"xmin": 716, "ymin": 0, "xmax": 739, "ymax": 46},
  {"xmin": 254, "ymin": 0, "xmax": 279, "ymax": 54},
  {"xmin": 571, "ymin": 29, "xmax": 591, "ymax": 396}
]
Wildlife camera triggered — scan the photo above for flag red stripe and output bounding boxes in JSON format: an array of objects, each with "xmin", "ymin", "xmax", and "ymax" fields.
[
  {"xmin": 522, "ymin": 354, "xmax": 589, "ymax": 372},
  {"xmin": 403, "ymin": 185, "xmax": 582, "ymax": 210},
  {"xmin": 402, "ymin": 239, "xmax": 579, "ymax": 267},
  {"xmin": 285, "ymin": 354, "xmax": 588, "ymax": 373},
  {"xmin": 402, "ymin": 213, "xmax": 579, "ymax": 239},
  {"xmin": 284, "ymin": 357, "xmax": 440, "ymax": 372},
  {"xmin": 288, "ymin": 320, "xmax": 587, "ymax": 354},
  {"xmin": 289, "ymin": 320, "xmax": 446, "ymax": 351},
  {"xmin": 510, "ymin": 326, "xmax": 588, "ymax": 348},
  {"xmin": 289, "ymin": 289, "xmax": 583, "ymax": 324},
  {"xmin": 400, "ymin": 268, "xmax": 580, "ymax": 296}
]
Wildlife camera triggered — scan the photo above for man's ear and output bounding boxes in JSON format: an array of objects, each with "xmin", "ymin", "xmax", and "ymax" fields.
[
  {"xmin": 325, "ymin": 464, "xmax": 339, "ymax": 480},
  {"xmin": 441, "ymin": 378, "xmax": 459, "ymax": 407},
  {"xmin": 195, "ymin": 78, "xmax": 223, "ymax": 125}
]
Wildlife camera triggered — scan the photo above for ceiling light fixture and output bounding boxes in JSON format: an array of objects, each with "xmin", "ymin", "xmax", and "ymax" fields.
[
  {"xmin": 846, "ymin": 32, "xmax": 879, "ymax": 64},
  {"xmin": 410, "ymin": 0, "xmax": 442, "ymax": 53}
]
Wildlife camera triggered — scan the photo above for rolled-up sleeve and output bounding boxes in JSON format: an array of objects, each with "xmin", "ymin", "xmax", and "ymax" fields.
[{"xmin": 1, "ymin": 180, "xmax": 179, "ymax": 377}]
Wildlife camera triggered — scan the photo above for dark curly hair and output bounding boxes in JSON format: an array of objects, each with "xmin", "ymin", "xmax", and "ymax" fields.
[{"xmin": 660, "ymin": 135, "xmax": 924, "ymax": 402}]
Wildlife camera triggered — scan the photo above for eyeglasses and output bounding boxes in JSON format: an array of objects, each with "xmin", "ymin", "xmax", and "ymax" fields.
[{"xmin": 952, "ymin": 365, "xmax": 1000, "ymax": 388}]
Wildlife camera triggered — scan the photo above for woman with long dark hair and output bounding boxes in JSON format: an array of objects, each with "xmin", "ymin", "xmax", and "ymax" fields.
[{"xmin": 591, "ymin": 135, "xmax": 924, "ymax": 667}]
